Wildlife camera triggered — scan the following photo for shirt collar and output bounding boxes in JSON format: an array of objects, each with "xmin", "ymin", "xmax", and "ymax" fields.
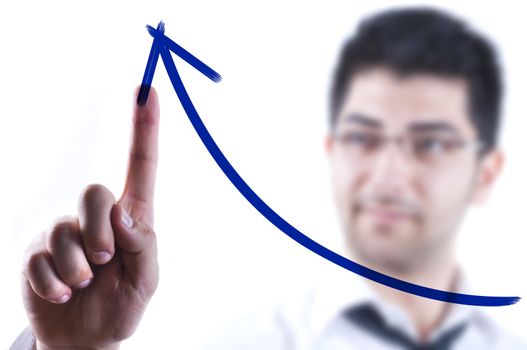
[{"xmin": 305, "ymin": 265, "xmax": 492, "ymax": 342}]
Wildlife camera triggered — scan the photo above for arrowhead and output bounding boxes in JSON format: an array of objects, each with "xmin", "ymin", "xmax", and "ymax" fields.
[{"xmin": 146, "ymin": 23, "xmax": 222, "ymax": 83}]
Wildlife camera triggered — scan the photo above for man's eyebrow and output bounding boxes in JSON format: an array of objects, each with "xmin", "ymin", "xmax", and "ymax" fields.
[
  {"xmin": 341, "ymin": 114, "xmax": 463, "ymax": 136},
  {"xmin": 341, "ymin": 113, "xmax": 382, "ymax": 128},
  {"xmin": 407, "ymin": 121, "xmax": 461, "ymax": 135}
]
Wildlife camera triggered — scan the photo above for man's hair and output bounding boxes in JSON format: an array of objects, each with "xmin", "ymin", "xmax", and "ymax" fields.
[{"xmin": 330, "ymin": 7, "xmax": 503, "ymax": 152}]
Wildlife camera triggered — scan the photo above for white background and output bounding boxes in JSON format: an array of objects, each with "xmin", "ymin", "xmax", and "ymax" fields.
[{"xmin": 1, "ymin": 1, "xmax": 526, "ymax": 348}]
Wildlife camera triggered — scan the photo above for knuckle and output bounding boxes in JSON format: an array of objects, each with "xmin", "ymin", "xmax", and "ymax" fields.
[
  {"xmin": 77, "ymin": 184, "xmax": 116, "ymax": 250},
  {"xmin": 79, "ymin": 183, "xmax": 114, "ymax": 208},
  {"xmin": 133, "ymin": 110, "xmax": 159, "ymax": 127},
  {"xmin": 143, "ymin": 224, "xmax": 156, "ymax": 239},
  {"xmin": 143, "ymin": 225, "xmax": 157, "ymax": 251},
  {"xmin": 146, "ymin": 266, "xmax": 159, "ymax": 295},
  {"xmin": 23, "ymin": 250, "xmax": 47, "ymax": 277},
  {"xmin": 134, "ymin": 269, "xmax": 159, "ymax": 305},
  {"xmin": 22, "ymin": 231, "xmax": 46, "ymax": 263},
  {"xmin": 129, "ymin": 149, "xmax": 158, "ymax": 164},
  {"xmin": 46, "ymin": 217, "xmax": 77, "ymax": 249},
  {"xmin": 49, "ymin": 216, "xmax": 76, "ymax": 235}
]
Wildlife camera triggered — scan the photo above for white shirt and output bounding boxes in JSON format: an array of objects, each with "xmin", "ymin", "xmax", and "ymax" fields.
[{"xmin": 201, "ymin": 268, "xmax": 527, "ymax": 350}]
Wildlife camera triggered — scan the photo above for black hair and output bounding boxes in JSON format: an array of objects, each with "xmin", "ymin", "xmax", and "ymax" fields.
[{"xmin": 330, "ymin": 7, "xmax": 503, "ymax": 152}]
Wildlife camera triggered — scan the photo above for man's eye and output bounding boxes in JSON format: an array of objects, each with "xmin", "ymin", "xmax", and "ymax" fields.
[
  {"xmin": 340, "ymin": 132, "xmax": 380, "ymax": 149},
  {"xmin": 413, "ymin": 137, "xmax": 455, "ymax": 155}
]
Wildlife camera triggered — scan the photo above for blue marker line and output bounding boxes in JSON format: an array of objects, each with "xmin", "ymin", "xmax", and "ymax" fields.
[
  {"xmin": 137, "ymin": 21, "xmax": 165, "ymax": 106},
  {"xmin": 143, "ymin": 22, "xmax": 520, "ymax": 307},
  {"xmin": 146, "ymin": 24, "xmax": 221, "ymax": 83}
]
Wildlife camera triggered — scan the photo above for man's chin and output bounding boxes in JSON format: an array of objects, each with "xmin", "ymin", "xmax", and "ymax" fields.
[
  {"xmin": 348, "ymin": 231, "xmax": 420, "ymax": 273},
  {"xmin": 355, "ymin": 248, "xmax": 416, "ymax": 274}
]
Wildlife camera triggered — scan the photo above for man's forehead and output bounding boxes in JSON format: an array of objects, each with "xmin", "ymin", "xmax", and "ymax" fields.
[{"xmin": 336, "ymin": 67, "xmax": 474, "ymax": 136}]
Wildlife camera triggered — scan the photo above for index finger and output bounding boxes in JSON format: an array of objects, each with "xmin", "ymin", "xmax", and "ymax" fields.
[{"xmin": 120, "ymin": 86, "xmax": 160, "ymax": 226}]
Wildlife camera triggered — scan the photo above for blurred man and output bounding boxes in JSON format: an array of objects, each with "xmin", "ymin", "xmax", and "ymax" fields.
[{"xmin": 11, "ymin": 6, "xmax": 526, "ymax": 350}]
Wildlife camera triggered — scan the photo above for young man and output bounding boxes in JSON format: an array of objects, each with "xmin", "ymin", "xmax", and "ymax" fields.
[{"xmin": 12, "ymin": 7, "xmax": 526, "ymax": 350}]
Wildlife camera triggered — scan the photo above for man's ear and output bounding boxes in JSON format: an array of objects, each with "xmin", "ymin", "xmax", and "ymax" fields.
[
  {"xmin": 325, "ymin": 134, "xmax": 334, "ymax": 155},
  {"xmin": 471, "ymin": 148, "xmax": 505, "ymax": 205}
]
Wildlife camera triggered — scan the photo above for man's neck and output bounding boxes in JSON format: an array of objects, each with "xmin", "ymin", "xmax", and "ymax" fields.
[{"xmin": 367, "ymin": 251, "xmax": 459, "ymax": 342}]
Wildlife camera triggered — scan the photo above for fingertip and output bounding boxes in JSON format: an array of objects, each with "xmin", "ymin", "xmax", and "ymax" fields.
[
  {"xmin": 51, "ymin": 292, "xmax": 71, "ymax": 304},
  {"xmin": 135, "ymin": 85, "xmax": 159, "ymax": 113},
  {"xmin": 90, "ymin": 251, "xmax": 113, "ymax": 265},
  {"xmin": 132, "ymin": 84, "xmax": 160, "ymax": 137},
  {"xmin": 72, "ymin": 277, "xmax": 93, "ymax": 290}
]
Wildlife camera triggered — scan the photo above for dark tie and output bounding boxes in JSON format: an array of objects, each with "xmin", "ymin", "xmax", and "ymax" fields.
[{"xmin": 344, "ymin": 303, "xmax": 467, "ymax": 350}]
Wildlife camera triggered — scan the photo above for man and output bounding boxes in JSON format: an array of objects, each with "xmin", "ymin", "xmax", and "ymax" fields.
[{"xmin": 11, "ymin": 6, "xmax": 526, "ymax": 350}]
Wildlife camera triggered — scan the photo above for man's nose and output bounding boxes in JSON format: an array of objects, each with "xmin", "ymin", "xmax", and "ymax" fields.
[{"xmin": 366, "ymin": 141, "xmax": 414, "ymax": 195}]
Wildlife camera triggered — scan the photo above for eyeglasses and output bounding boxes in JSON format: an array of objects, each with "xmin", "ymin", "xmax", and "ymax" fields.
[{"xmin": 331, "ymin": 129, "xmax": 483, "ymax": 169}]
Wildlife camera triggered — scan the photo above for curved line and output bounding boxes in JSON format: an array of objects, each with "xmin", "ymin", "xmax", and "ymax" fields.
[{"xmin": 152, "ymin": 27, "xmax": 520, "ymax": 307}]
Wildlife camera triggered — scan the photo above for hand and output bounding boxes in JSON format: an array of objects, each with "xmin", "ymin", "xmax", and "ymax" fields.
[{"xmin": 21, "ymin": 87, "xmax": 160, "ymax": 350}]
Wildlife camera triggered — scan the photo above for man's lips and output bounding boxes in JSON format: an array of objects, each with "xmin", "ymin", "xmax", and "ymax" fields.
[{"xmin": 360, "ymin": 206, "xmax": 414, "ymax": 225}]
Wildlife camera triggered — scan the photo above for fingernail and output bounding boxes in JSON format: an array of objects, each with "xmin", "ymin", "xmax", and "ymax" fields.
[
  {"xmin": 53, "ymin": 293, "xmax": 70, "ymax": 304},
  {"xmin": 121, "ymin": 207, "xmax": 133, "ymax": 228},
  {"xmin": 73, "ymin": 278, "xmax": 92, "ymax": 289},
  {"xmin": 91, "ymin": 251, "xmax": 112, "ymax": 264}
]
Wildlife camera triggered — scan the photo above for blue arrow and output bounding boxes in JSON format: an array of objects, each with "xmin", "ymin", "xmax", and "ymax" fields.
[{"xmin": 140, "ymin": 21, "xmax": 520, "ymax": 307}]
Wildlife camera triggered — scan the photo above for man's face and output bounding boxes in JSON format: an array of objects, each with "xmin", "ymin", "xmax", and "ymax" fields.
[{"xmin": 327, "ymin": 67, "xmax": 500, "ymax": 273}]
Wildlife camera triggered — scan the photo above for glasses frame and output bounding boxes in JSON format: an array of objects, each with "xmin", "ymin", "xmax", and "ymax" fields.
[{"xmin": 330, "ymin": 129, "xmax": 485, "ymax": 169}]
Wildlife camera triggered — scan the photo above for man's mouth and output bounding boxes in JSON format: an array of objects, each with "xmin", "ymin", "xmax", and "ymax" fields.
[{"xmin": 360, "ymin": 206, "xmax": 415, "ymax": 225}]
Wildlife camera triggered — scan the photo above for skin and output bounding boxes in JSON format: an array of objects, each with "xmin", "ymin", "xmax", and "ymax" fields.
[
  {"xmin": 21, "ymin": 87, "xmax": 160, "ymax": 350},
  {"xmin": 326, "ymin": 67, "xmax": 504, "ymax": 341}
]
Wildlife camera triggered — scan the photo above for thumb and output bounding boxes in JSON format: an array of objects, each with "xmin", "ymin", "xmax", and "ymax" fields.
[{"xmin": 110, "ymin": 203, "xmax": 159, "ymax": 296}]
